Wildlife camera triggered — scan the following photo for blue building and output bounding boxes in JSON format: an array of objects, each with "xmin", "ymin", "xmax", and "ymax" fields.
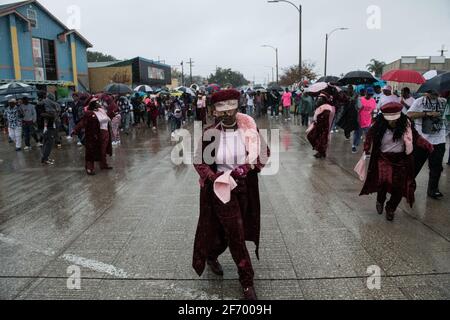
[{"xmin": 0, "ymin": 0, "xmax": 92, "ymax": 92}]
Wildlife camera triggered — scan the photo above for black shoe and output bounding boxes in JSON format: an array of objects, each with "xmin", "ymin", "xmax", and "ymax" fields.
[
  {"xmin": 428, "ymin": 192, "xmax": 443, "ymax": 200},
  {"xmin": 243, "ymin": 287, "xmax": 258, "ymax": 301},
  {"xmin": 376, "ymin": 202, "xmax": 384, "ymax": 215},
  {"xmin": 207, "ymin": 259, "xmax": 224, "ymax": 276},
  {"xmin": 386, "ymin": 208, "xmax": 395, "ymax": 222}
]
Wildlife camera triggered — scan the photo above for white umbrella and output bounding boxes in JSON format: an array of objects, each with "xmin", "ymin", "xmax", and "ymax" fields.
[
  {"xmin": 134, "ymin": 85, "xmax": 154, "ymax": 93},
  {"xmin": 422, "ymin": 70, "xmax": 446, "ymax": 81},
  {"xmin": 305, "ymin": 82, "xmax": 329, "ymax": 93}
]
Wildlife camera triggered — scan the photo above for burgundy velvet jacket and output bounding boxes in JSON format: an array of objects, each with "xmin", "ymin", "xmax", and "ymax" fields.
[
  {"xmin": 307, "ymin": 111, "xmax": 331, "ymax": 155},
  {"xmin": 192, "ymin": 113, "xmax": 269, "ymax": 277},
  {"xmin": 360, "ymin": 122, "xmax": 433, "ymax": 207},
  {"xmin": 73, "ymin": 110, "xmax": 113, "ymax": 162}
]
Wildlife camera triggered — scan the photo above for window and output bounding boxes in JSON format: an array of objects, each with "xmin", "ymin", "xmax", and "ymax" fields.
[
  {"xmin": 27, "ymin": 9, "xmax": 38, "ymax": 28},
  {"xmin": 42, "ymin": 39, "xmax": 57, "ymax": 80}
]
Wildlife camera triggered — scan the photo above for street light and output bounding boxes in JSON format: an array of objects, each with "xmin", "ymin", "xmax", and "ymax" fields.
[
  {"xmin": 268, "ymin": 0, "xmax": 302, "ymax": 80},
  {"xmin": 262, "ymin": 45, "xmax": 279, "ymax": 84},
  {"xmin": 324, "ymin": 27, "xmax": 349, "ymax": 76}
]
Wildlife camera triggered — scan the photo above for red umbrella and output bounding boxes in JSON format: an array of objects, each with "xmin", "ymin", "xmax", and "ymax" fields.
[{"xmin": 381, "ymin": 69, "xmax": 426, "ymax": 84}]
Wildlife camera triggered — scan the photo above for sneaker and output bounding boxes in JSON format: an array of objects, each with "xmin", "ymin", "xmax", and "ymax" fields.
[
  {"xmin": 24, "ymin": 146, "xmax": 30, "ymax": 151},
  {"xmin": 57, "ymin": 144, "xmax": 62, "ymax": 149},
  {"xmin": 77, "ymin": 142, "xmax": 83, "ymax": 146},
  {"xmin": 15, "ymin": 148, "xmax": 22, "ymax": 152},
  {"xmin": 42, "ymin": 160, "xmax": 54, "ymax": 165},
  {"xmin": 352, "ymin": 147, "xmax": 357, "ymax": 154}
]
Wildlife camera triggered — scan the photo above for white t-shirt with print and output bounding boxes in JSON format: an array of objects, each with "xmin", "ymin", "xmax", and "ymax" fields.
[{"xmin": 408, "ymin": 96, "xmax": 447, "ymax": 145}]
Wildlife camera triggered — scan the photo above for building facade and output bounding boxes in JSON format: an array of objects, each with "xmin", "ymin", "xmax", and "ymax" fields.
[
  {"xmin": 88, "ymin": 57, "xmax": 171, "ymax": 93},
  {"xmin": 384, "ymin": 56, "xmax": 450, "ymax": 75},
  {"xmin": 0, "ymin": 0, "xmax": 92, "ymax": 92}
]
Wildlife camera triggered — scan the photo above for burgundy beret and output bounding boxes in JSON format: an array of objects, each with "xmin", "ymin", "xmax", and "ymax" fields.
[
  {"xmin": 211, "ymin": 89, "xmax": 241, "ymax": 105},
  {"xmin": 381, "ymin": 102, "xmax": 403, "ymax": 115}
]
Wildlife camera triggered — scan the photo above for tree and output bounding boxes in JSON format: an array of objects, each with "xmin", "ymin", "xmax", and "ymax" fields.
[
  {"xmin": 207, "ymin": 68, "xmax": 249, "ymax": 88},
  {"xmin": 279, "ymin": 62, "xmax": 318, "ymax": 86},
  {"xmin": 367, "ymin": 59, "xmax": 386, "ymax": 78},
  {"xmin": 87, "ymin": 50, "xmax": 119, "ymax": 63}
]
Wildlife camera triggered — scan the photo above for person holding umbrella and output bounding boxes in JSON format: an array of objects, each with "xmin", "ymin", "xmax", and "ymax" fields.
[
  {"xmin": 408, "ymin": 90, "xmax": 448, "ymax": 199},
  {"xmin": 306, "ymin": 92, "xmax": 336, "ymax": 159}
]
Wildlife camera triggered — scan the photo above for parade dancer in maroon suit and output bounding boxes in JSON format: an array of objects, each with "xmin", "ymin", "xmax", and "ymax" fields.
[
  {"xmin": 360, "ymin": 103, "xmax": 433, "ymax": 221},
  {"xmin": 72, "ymin": 99, "xmax": 114, "ymax": 175},
  {"xmin": 192, "ymin": 89, "xmax": 269, "ymax": 300},
  {"xmin": 306, "ymin": 92, "xmax": 336, "ymax": 159}
]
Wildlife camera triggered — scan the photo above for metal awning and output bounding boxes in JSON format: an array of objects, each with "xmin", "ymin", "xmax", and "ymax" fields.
[{"xmin": 0, "ymin": 79, "xmax": 75, "ymax": 86}]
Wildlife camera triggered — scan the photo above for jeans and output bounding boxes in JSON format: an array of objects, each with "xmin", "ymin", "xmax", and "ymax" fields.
[
  {"xmin": 301, "ymin": 114, "xmax": 309, "ymax": 126},
  {"xmin": 271, "ymin": 105, "xmax": 280, "ymax": 117},
  {"xmin": 247, "ymin": 105, "xmax": 254, "ymax": 116},
  {"xmin": 22, "ymin": 123, "xmax": 38, "ymax": 147},
  {"xmin": 171, "ymin": 118, "xmax": 182, "ymax": 133},
  {"xmin": 283, "ymin": 107, "xmax": 290, "ymax": 119},
  {"xmin": 8, "ymin": 126, "xmax": 22, "ymax": 149},
  {"xmin": 414, "ymin": 143, "xmax": 446, "ymax": 194},
  {"xmin": 68, "ymin": 115, "xmax": 75, "ymax": 137},
  {"xmin": 121, "ymin": 113, "xmax": 132, "ymax": 133},
  {"xmin": 41, "ymin": 128, "xmax": 56, "ymax": 162},
  {"xmin": 353, "ymin": 127, "xmax": 370, "ymax": 148}
]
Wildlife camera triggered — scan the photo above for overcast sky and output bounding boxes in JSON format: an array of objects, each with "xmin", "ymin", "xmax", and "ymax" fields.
[{"xmin": 3, "ymin": 0, "xmax": 450, "ymax": 84}]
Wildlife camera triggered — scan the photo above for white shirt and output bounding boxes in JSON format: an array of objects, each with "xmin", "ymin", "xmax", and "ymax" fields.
[
  {"xmin": 380, "ymin": 129, "xmax": 405, "ymax": 153},
  {"xmin": 216, "ymin": 130, "xmax": 247, "ymax": 173},
  {"xmin": 246, "ymin": 94, "xmax": 254, "ymax": 106},
  {"xmin": 94, "ymin": 109, "xmax": 110, "ymax": 131},
  {"xmin": 400, "ymin": 96, "xmax": 415, "ymax": 114},
  {"xmin": 408, "ymin": 96, "xmax": 447, "ymax": 145}
]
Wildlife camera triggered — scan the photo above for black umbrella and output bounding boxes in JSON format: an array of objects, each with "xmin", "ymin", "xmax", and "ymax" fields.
[
  {"xmin": 316, "ymin": 76, "xmax": 340, "ymax": 83},
  {"xmin": 267, "ymin": 84, "xmax": 283, "ymax": 92},
  {"xmin": 104, "ymin": 83, "xmax": 132, "ymax": 95},
  {"xmin": 418, "ymin": 72, "xmax": 450, "ymax": 94},
  {"xmin": 338, "ymin": 71, "xmax": 377, "ymax": 86},
  {"xmin": 0, "ymin": 82, "xmax": 36, "ymax": 95}
]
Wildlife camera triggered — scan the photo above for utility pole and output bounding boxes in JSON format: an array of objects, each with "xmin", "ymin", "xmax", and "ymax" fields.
[
  {"xmin": 438, "ymin": 45, "xmax": 448, "ymax": 57},
  {"xmin": 186, "ymin": 58, "xmax": 194, "ymax": 85},
  {"xmin": 180, "ymin": 61, "xmax": 184, "ymax": 86}
]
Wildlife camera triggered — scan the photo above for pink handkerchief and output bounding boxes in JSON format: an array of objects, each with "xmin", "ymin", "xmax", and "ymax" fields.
[{"xmin": 214, "ymin": 171, "xmax": 238, "ymax": 204}]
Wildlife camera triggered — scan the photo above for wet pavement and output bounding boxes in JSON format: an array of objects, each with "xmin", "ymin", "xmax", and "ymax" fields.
[{"xmin": 0, "ymin": 116, "xmax": 449, "ymax": 300}]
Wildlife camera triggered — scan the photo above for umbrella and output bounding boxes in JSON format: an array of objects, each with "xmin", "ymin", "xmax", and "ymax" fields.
[
  {"xmin": 104, "ymin": 83, "xmax": 133, "ymax": 95},
  {"xmin": 305, "ymin": 82, "xmax": 329, "ymax": 93},
  {"xmin": 381, "ymin": 69, "xmax": 425, "ymax": 84},
  {"xmin": 267, "ymin": 84, "xmax": 283, "ymax": 92},
  {"xmin": 0, "ymin": 82, "xmax": 34, "ymax": 93},
  {"xmin": 134, "ymin": 85, "xmax": 153, "ymax": 93},
  {"xmin": 175, "ymin": 86, "xmax": 196, "ymax": 96},
  {"xmin": 316, "ymin": 76, "xmax": 340, "ymax": 84},
  {"xmin": 206, "ymin": 84, "xmax": 221, "ymax": 93},
  {"xmin": 418, "ymin": 72, "xmax": 450, "ymax": 94},
  {"xmin": 338, "ymin": 71, "xmax": 377, "ymax": 86},
  {"xmin": 423, "ymin": 70, "xmax": 446, "ymax": 81}
]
